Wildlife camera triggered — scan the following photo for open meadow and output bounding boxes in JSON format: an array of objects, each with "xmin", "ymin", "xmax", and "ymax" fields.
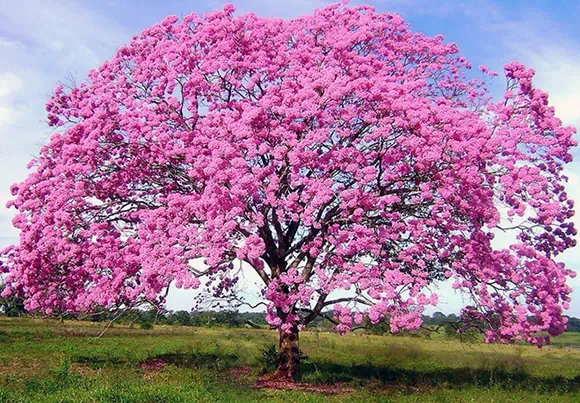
[{"xmin": 1, "ymin": 317, "xmax": 580, "ymax": 402}]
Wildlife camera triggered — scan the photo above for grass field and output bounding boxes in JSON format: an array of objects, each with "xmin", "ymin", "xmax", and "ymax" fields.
[{"xmin": 1, "ymin": 317, "xmax": 580, "ymax": 402}]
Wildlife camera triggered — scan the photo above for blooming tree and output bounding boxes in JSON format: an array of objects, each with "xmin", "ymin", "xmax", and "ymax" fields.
[{"xmin": 1, "ymin": 3, "xmax": 577, "ymax": 380}]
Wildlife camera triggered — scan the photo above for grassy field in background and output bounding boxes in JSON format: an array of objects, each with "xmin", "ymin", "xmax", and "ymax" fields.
[{"xmin": 1, "ymin": 317, "xmax": 580, "ymax": 402}]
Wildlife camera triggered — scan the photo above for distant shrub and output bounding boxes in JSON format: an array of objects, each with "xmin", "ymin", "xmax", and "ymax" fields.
[
  {"xmin": 139, "ymin": 321, "xmax": 153, "ymax": 330},
  {"xmin": 444, "ymin": 323, "xmax": 459, "ymax": 338},
  {"xmin": 444, "ymin": 323, "xmax": 480, "ymax": 343}
]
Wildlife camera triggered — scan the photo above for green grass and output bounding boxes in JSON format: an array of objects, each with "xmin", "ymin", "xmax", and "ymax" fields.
[{"xmin": 1, "ymin": 317, "xmax": 580, "ymax": 402}]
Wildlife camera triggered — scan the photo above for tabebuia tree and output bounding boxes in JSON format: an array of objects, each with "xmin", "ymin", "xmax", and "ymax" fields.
[{"xmin": 1, "ymin": 3, "xmax": 576, "ymax": 380}]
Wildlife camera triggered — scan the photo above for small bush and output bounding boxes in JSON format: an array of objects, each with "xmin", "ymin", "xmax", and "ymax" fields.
[
  {"xmin": 257, "ymin": 344, "xmax": 279, "ymax": 373},
  {"xmin": 139, "ymin": 321, "xmax": 153, "ymax": 330}
]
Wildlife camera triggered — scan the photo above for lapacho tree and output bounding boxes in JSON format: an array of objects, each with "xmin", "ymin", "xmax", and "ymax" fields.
[{"xmin": 1, "ymin": 3, "xmax": 576, "ymax": 380}]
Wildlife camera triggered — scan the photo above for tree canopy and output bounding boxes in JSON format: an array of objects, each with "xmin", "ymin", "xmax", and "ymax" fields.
[{"xmin": 1, "ymin": 2, "xmax": 576, "ymax": 363}]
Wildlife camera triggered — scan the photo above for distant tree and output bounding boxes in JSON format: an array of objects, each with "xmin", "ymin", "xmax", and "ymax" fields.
[
  {"xmin": 431, "ymin": 312, "xmax": 448, "ymax": 325},
  {"xmin": 1, "ymin": 4, "xmax": 576, "ymax": 380},
  {"xmin": 219, "ymin": 310, "xmax": 242, "ymax": 327},
  {"xmin": 173, "ymin": 310, "xmax": 193, "ymax": 327},
  {"xmin": 447, "ymin": 314, "xmax": 459, "ymax": 322},
  {"xmin": 565, "ymin": 316, "xmax": 580, "ymax": 333}
]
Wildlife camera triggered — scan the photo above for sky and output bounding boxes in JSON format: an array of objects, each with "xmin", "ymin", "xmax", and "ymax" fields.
[{"xmin": 0, "ymin": 0, "xmax": 579, "ymax": 315}]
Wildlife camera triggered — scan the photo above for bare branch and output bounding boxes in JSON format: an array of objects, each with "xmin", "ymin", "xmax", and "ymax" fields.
[{"xmin": 322, "ymin": 297, "xmax": 372, "ymax": 307}]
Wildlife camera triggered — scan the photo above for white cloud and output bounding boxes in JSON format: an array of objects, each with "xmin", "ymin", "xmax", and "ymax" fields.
[
  {"xmin": 561, "ymin": 169, "xmax": 580, "ymax": 268},
  {"xmin": 0, "ymin": 72, "xmax": 23, "ymax": 97},
  {"xmin": 0, "ymin": 192, "xmax": 16, "ymax": 221},
  {"xmin": 0, "ymin": 1, "xmax": 128, "ymax": 65},
  {"xmin": 566, "ymin": 170, "xmax": 580, "ymax": 227},
  {"xmin": 0, "ymin": 106, "xmax": 14, "ymax": 124},
  {"xmin": 490, "ymin": 26, "xmax": 580, "ymax": 128},
  {"xmin": 45, "ymin": 40, "xmax": 65, "ymax": 52},
  {"xmin": 522, "ymin": 52, "xmax": 580, "ymax": 128},
  {"xmin": 0, "ymin": 37, "xmax": 24, "ymax": 49}
]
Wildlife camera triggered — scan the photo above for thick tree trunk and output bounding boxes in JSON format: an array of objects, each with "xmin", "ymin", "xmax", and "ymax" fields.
[{"xmin": 273, "ymin": 325, "xmax": 300, "ymax": 381}]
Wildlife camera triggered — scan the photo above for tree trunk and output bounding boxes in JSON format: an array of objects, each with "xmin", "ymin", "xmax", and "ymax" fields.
[{"xmin": 273, "ymin": 325, "xmax": 300, "ymax": 381}]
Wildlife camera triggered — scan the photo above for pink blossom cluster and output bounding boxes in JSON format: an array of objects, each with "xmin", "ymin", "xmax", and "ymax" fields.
[{"xmin": 1, "ymin": 3, "xmax": 576, "ymax": 345}]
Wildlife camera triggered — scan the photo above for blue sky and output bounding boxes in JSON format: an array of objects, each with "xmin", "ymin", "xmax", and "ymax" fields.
[{"xmin": 0, "ymin": 0, "xmax": 579, "ymax": 315}]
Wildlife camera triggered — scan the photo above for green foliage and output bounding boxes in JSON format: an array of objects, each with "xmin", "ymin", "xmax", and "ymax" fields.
[
  {"xmin": 139, "ymin": 321, "xmax": 153, "ymax": 330},
  {"xmin": 443, "ymin": 323, "xmax": 480, "ymax": 343},
  {"xmin": 566, "ymin": 316, "xmax": 580, "ymax": 332},
  {"xmin": 257, "ymin": 344, "xmax": 279, "ymax": 374}
]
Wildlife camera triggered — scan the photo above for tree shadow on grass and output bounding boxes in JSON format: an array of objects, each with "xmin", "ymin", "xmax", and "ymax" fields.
[
  {"xmin": 301, "ymin": 360, "xmax": 580, "ymax": 393},
  {"xmin": 143, "ymin": 351, "xmax": 240, "ymax": 370},
  {"xmin": 72, "ymin": 349, "xmax": 580, "ymax": 394},
  {"xmin": 74, "ymin": 350, "xmax": 240, "ymax": 371}
]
